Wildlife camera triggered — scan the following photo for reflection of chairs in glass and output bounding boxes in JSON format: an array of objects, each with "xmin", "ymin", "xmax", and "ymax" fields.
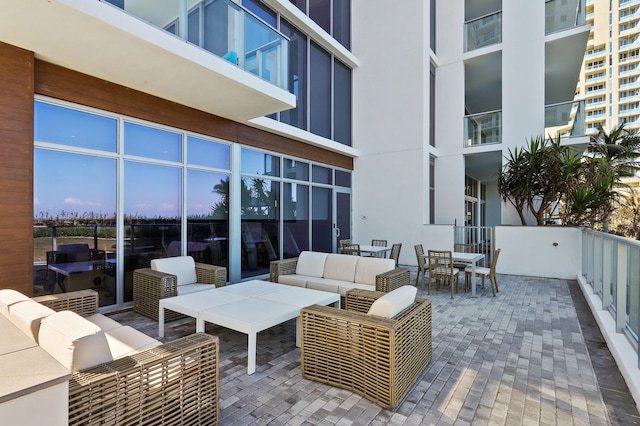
[
  {"xmin": 389, "ymin": 243, "xmax": 402, "ymax": 267},
  {"xmin": 45, "ymin": 244, "xmax": 106, "ymax": 294},
  {"xmin": 427, "ymin": 250, "xmax": 460, "ymax": 298}
]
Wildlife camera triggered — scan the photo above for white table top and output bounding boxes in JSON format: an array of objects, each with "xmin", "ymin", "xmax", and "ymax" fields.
[{"xmin": 358, "ymin": 245, "xmax": 392, "ymax": 254}]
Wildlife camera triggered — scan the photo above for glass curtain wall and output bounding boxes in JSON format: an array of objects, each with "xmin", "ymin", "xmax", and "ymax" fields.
[{"xmin": 33, "ymin": 98, "xmax": 349, "ymax": 308}]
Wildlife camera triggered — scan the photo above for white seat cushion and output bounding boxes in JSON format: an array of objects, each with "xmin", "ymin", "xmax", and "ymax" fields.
[
  {"xmin": 277, "ymin": 274, "xmax": 309, "ymax": 287},
  {"xmin": 354, "ymin": 257, "xmax": 395, "ymax": 285},
  {"xmin": 39, "ymin": 310, "xmax": 112, "ymax": 373},
  {"xmin": 177, "ymin": 283, "xmax": 213, "ymax": 295},
  {"xmin": 104, "ymin": 325, "xmax": 162, "ymax": 360},
  {"xmin": 323, "ymin": 254, "xmax": 359, "ymax": 283},
  {"xmin": 367, "ymin": 286, "xmax": 418, "ymax": 318},
  {"xmin": 8, "ymin": 300, "xmax": 55, "ymax": 342},
  {"xmin": 295, "ymin": 251, "xmax": 328, "ymax": 278},
  {"xmin": 306, "ymin": 279, "xmax": 341, "ymax": 294},
  {"xmin": 151, "ymin": 256, "xmax": 197, "ymax": 285},
  {"xmin": 464, "ymin": 265, "xmax": 491, "ymax": 275},
  {"xmin": 337, "ymin": 282, "xmax": 375, "ymax": 297},
  {"xmin": 86, "ymin": 313, "xmax": 123, "ymax": 332},
  {"xmin": 0, "ymin": 289, "xmax": 31, "ymax": 317}
]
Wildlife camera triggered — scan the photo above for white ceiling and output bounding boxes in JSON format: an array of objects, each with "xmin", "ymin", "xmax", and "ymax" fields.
[{"xmin": 0, "ymin": 0, "xmax": 295, "ymax": 123}]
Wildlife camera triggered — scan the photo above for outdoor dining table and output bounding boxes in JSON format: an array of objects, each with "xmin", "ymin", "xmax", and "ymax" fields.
[
  {"xmin": 358, "ymin": 244, "xmax": 392, "ymax": 257},
  {"xmin": 420, "ymin": 251, "xmax": 485, "ymax": 297}
]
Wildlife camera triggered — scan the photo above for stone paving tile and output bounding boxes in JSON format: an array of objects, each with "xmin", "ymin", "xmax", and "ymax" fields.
[{"xmin": 106, "ymin": 269, "xmax": 640, "ymax": 425}]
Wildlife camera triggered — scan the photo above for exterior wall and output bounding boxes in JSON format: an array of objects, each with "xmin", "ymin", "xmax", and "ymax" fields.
[
  {"xmin": 494, "ymin": 225, "xmax": 582, "ymax": 279},
  {"xmin": 0, "ymin": 42, "xmax": 34, "ymax": 294},
  {"xmin": 351, "ymin": 0, "xmax": 430, "ymax": 266}
]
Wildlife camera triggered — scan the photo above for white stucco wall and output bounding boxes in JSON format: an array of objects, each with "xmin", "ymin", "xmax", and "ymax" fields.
[{"xmin": 494, "ymin": 225, "xmax": 582, "ymax": 279}]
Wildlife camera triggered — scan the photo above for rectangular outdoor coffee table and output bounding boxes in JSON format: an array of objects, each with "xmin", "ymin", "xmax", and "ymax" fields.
[{"xmin": 158, "ymin": 280, "xmax": 340, "ymax": 374}]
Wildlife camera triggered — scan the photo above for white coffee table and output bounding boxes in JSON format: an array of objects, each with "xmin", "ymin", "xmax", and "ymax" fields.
[{"xmin": 158, "ymin": 280, "xmax": 340, "ymax": 374}]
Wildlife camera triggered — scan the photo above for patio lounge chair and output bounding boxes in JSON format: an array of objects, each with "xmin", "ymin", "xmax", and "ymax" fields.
[
  {"xmin": 133, "ymin": 255, "xmax": 227, "ymax": 321},
  {"xmin": 300, "ymin": 287, "xmax": 432, "ymax": 410}
]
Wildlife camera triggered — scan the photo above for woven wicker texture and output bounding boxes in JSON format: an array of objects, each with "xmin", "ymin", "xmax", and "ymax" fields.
[
  {"xmin": 33, "ymin": 289, "xmax": 99, "ymax": 317},
  {"xmin": 301, "ymin": 289, "xmax": 432, "ymax": 410},
  {"xmin": 34, "ymin": 290, "xmax": 220, "ymax": 425},
  {"xmin": 68, "ymin": 333, "xmax": 219, "ymax": 426},
  {"xmin": 133, "ymin": 263, "xmax": 227, "ymax": 321},
  {"xmin": 427, "ymin": 250, "xmax": 460, "ymax": 298}
]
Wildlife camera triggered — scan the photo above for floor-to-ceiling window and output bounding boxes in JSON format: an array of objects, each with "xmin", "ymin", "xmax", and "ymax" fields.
[{"xmin": 33, "ymin": 97, "xmax": 350, "ymax": 308}]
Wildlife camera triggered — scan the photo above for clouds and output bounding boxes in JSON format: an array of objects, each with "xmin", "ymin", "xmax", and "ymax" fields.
[{"xmin": 64, "ymin": 197, "xmax": 101, "ymax": 207}]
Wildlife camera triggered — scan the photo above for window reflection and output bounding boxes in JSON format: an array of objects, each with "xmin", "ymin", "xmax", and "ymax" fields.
[
  {"xmin": 34, "ymin": 101, "xmax": 117, "ymax": 152},
  {"xmin": 187, "ymin": 136, "xmax": 230, "ymax": 170},
  {"xmin": 123, "ymin": 161, "xmax": 182, "ymax": 302},
  {"xmin": 241, "ymin": 177, "xmax": 279, "ymax": 278},
  {"xmin": 33, "ymin": 149, "xmax": 117, "ymax": 307},
  {"xmin": 187, "ymin": 170, "xmax": 230, "ymax": 269},
  {"xmin": 124, "ymin": 122, "xmax": 182, "ymax": 162},
  {"xmin": 283, "ymin": 183, "xmax": 309, "ymax": 258},
  {"xmin": 241, "ymin": 148, "xmax": 280, "ymax": 176}
]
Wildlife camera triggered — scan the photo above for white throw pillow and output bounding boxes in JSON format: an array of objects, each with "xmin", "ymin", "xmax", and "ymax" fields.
[{"xmin": 367, "ymin": 286, "xmax": 418, "ymax": 318}]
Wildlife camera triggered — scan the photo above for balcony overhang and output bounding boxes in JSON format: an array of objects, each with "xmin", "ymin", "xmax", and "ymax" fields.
[
  {"xmin": 545, "ymin": 25, "xmax": 591, "ymax": 104},
  {"xmin": 0, "ymin": 0, "xmax": 296, "ymax": 123}
]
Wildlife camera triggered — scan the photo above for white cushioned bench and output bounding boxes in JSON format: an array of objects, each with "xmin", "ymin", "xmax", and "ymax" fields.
[{"xmin": 269, "ymin": 251, "xmax": 410, "ymax": 305}]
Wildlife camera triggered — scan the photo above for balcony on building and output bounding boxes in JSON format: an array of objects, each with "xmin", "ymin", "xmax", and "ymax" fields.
[
  {"xmin": 545, "ymin": 0, "xmax": 586, "ymax": 35},
  {"xmin": 0, "ymin": 0, "xmax": 296, "ymax": 123},
  {"xmin": 464, "ymin": 9, "xmax": 502, "ymax": 53},
  {"xmin": 544, "ymin": 99, "xmax": 586, "ymax": 140}
]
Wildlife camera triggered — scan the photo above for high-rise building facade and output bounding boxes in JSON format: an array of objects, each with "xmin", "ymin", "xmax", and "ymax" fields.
[
  {"xmin": 0, "ymin": 0, "xmax": 589, "ymax": 310},
  {"xmin": 580, "ymin": 0, "xmax": 640, "ymax": 134}
]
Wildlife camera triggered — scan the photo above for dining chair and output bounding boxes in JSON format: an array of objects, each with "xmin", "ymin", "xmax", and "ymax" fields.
[
  {"xmin": 389, "ymin": 243, "xmax": 402, "ymax": 267},
  {"xmin": 465, "ymin": 248, "xmax": 501, "ymax": 297},
  {"xmin": 427, "ymin": 250, "xmax": 460, "ymax": 298},
  {"xmin": 339, "ymin": 239, "xmax": 352, "ymax": 254},
  {"xmin": 370, "ymin": 239, "xmax": 389, "ymax": 257},
  {"xmin": 414, "ymin": 244, "xmax": 429, "ymax": 287},
  {"xmin": 342, "ymin": 243, "xmax": 361, "ymax": 256}
]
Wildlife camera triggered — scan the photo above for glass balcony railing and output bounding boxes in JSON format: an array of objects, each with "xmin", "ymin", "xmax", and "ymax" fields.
[
  {"xmin": 464, "ymin": 11, "xmax": 502, "ymax": 52},
  {"xmin": 464, "ymin": 110, "xmax": 502, "ymax": 146},
  {"xmin": 544, "ymin": 100, "xmax": 585, "ymax": 139},
  {"xmin": 546, "ymin": 0, "xmax": 586, "ymax": 35},
  {"xmin": 101, "ymin": 0, "xmax": 289, "ymax": 91}
]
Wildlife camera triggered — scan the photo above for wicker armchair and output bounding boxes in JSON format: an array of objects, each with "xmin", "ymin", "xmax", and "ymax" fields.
[
  {"xmin": 133, "ymin": 259, "xmax": 227, "ymax": 321},
  {"xmin": 33, "ymin": 290, "xmax": 220, "ymax": 426},
  {"xmin": 300, "ymin": 289, "xmax": 432, "ymax": 410}
]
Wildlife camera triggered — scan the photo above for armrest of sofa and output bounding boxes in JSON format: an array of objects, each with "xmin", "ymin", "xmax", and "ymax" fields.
[
  {"xmin": 33, "ymin": 289, "xmax": 99, "ymax": 317},
  {"xmin": 269, "ymin": 257, "xmax": 299, "ymax": 282},
  {"xmin": 195, "ymin": 263, "xmax": 227, "ymax": 287},
  {"xmin": 375, "ymin": 267, "xmax": 410, "ymax": 292},
  {"xmin": 68, "ymin": 332, "xmax": 219, "ymax": 426},
  {"xmin": 344, "ymin": 288, "xmax": 386, "ymax": 313},
  {"xmin": 133, "ymin": 268, "xmax": 178, "ymax": 321}
]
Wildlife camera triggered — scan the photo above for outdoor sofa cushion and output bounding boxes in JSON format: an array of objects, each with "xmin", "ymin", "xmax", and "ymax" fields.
[
  {"xmin": 323, "ymin": 254, "xmax": 359, "ymax": 282},
  {"xmin": 295, "ymin": 251, "xmax": 328, "ymax": 277},
  {"xmin": 0, "ymin": 289, "xmax": 31, "ymax": 317},
  {"xmin": 355, "ymin": 257, "xmax": 396, "ymax": 285},
  {"xmin": 8, "ymin": 300, "xmax": 55, "ymax": 342},
  {"xmin": 151, "ymin": 255, "xmax": 198, "ymax": 286},
  {"xmin": 39, "ymin": 310, "xmax": 113, "ymax": 373},
  {"xmin": 367, "ymin": 285, "xmax": 418, "ymax": 318}
]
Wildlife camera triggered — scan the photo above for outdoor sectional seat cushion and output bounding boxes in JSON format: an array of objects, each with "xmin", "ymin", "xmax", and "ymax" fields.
[
  {"xmin": 104, "ymin": 325, "xmax": 162, "ymax": 359},
  {"xmin": 354, "ymin": 257, "xmax": 396, "ymax": 285},
  {"xmin": 367, "ymin": 285, "xmax": 418, "ymax": 318},
  {"xmin": 278, "ymin": 251, "xmax": 329, "ymax": 287},
  {"xmin": 0, "ymin": 289, "xmax": 31, "ymax": 317},
  {"xmin": 7, "ymin": 300, "xmax": 55, "ymax": 342},
  {"xmin": 39, "ymin": 310, "xmax": 113, "ymax": 373}
]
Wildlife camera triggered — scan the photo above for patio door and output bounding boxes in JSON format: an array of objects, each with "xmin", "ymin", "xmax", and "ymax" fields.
[{"xmin": 334, "ymin": 190, "xmax": 351, "ymax": 253}]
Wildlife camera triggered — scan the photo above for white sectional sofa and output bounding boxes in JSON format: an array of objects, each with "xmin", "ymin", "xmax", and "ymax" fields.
[
  {"xmin": 0, "ymin": 288, "xmax": 219, "ymax": 425},
  {"xmin": 269, "ymin": 251, "xmax": 410, "ymax": 305}
]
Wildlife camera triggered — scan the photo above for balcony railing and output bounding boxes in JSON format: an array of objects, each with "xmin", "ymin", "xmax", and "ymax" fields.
[
  {"xmin": 582, "ymin": 228, "xmax": 640, "ymax": 354},
  {"xmin": 544, "ymin": 99, "xmax": 585, "ymax": 138},
  {"xmin": 464, "ymin": 11, "xmax": 502, "ymax": 52},
  {"xmin": 101, "ymin": 0, "xmax": 289, "ymax": 91},
  {"xmin": 546, "ymin": 0, "xmax": 586, "ymax": 35},
  {"xmin": 464, "ymin": 110, "xmax": 502, "ymax": 146}
]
